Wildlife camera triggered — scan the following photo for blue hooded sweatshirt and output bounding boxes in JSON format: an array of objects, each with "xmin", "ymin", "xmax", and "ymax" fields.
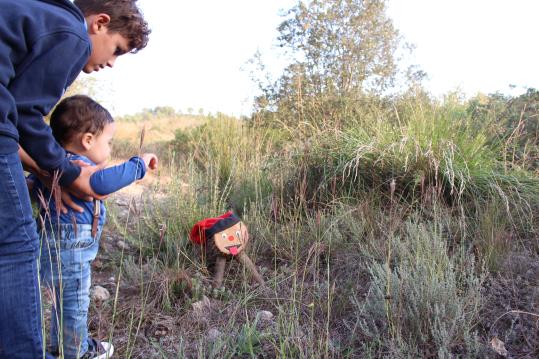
[{"xmin": 0, "ymin": 0, "xmax": 91, "ymax": 186}]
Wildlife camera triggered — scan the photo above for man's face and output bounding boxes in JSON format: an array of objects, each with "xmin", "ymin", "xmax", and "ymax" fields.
[{"xmin": 84, "ymin": 28, "xmax": 130, "ymax": 73}]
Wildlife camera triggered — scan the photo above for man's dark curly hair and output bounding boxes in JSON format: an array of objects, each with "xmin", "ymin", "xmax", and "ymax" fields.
[
  {"xmin": 50, "ymin": 95, "xmax": 114, "ymax": 146},
  {"xmin": 74, "ymin": 0, "xmax": 150, "ymax": 52}
]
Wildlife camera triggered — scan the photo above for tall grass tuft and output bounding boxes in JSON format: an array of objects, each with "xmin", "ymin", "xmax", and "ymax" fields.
[{"xmin": 276, "ymin": 95, "xmax": 539, "ymax": 234}]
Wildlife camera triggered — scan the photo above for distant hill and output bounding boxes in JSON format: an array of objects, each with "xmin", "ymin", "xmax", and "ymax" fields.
[{"xmin": 114, "ymin": 107, "xmax": 206, "ymax": 144}]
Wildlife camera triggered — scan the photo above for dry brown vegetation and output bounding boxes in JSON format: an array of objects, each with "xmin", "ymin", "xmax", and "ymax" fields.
[{"xmin": 72, "ymin": 100, "xmax": 539, "ymax": 358}]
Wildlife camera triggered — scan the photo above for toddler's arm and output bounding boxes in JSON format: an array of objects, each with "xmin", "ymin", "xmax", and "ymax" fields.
[{"xmin": 90, "ymin": 154, "xmax": 158, "ymax": 196}]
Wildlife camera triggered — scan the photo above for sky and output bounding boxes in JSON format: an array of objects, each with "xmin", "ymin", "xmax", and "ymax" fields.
[{"xmin": 83, "ymin": 0, "xmax": 539, "ymax": 117}]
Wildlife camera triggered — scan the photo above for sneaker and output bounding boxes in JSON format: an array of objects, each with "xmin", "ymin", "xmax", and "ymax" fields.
[{"xmin": 81, "ymin": 337, "xmax": 114, "ymax": 359}]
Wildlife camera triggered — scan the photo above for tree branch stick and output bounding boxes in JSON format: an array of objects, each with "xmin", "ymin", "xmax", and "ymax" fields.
[{"xmin": 236, "ymin": 251, "xmax": 265, "ymax": 287}]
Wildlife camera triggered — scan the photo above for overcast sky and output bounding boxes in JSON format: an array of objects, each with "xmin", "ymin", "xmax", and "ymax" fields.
[{"xmin": 84, "ymin": 0, "xmax": 539, "ymax": 116}]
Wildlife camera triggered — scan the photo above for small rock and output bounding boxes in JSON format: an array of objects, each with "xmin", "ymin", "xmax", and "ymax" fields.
[
  {"xmin": 257, "ymin": 310, "xmax": 274, "ymax": 322},
  {"xmin": 192, "ymin": 295, "xmax": 211, "ymax": 315},
  {"xmin": 153, "ymin": 324, "xmax": 169, "ymax": 337},
  {"xmin": 91, "ymin": 286, "xmax": 110, "ymax": 302},
  {"xmin": 117, "ymin": 240, "xmax": 129, "ymax": 250},
  {"xmin": 207, "ymin": 328, "xmax": 221, "ymax": 341},
  {"xmin": 490, "ymin": 337, "xmax": 508, "ymax": 357},
  {"xmin": 154, "ymin": 330, "xmax": 166, "ymax": 337}
]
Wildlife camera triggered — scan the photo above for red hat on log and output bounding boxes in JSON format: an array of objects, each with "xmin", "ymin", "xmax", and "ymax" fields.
[{"xmin": 189, "ymin": 211, "xmax": 241, "ymax": 245}]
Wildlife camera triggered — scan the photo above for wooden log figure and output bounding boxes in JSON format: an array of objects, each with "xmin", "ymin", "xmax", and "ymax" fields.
[{"xmin": 189, "ymin": 211, "xmax": 265, "ymax": 288}]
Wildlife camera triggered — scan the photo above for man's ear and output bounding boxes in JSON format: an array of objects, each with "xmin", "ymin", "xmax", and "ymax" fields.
[
  {"xmin": 86, "ymin": 13, "xmax": 111, "ymax": 34},
  {"xmin": 81, "ymin": 132, "xmax": 95, "ymax": 151}
]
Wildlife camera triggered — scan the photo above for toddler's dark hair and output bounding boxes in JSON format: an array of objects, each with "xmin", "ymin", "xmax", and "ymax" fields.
[
  {"xmin": 74, "ymin": 0, "xmax": 151, "ymax": 52},
  {"xmin": 50, "ymin": 95, "xmax": 114, "ymax": 146}
]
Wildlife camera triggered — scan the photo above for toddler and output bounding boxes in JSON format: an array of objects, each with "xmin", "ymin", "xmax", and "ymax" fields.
[{"xmin": 31, "ymin": 95, "xmax": 157, "ymax": 359}]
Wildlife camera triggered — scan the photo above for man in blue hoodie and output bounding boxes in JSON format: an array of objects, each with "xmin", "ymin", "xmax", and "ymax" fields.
[{"xmin": 0, "ymin": 1, "xmax": 150, "ymax": 358}]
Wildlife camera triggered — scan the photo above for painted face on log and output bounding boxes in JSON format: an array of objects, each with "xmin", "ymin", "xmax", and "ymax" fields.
[{"xmin": 212, "ymin": 221, "xmax": 249, "ymax": 256}]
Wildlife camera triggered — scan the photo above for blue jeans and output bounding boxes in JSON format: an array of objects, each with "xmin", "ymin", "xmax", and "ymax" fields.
[
  {"xmin": 0, "ymin": 150, "xmax": 54, "ymax": 358},
  {"xmin": 39, "ymin": 223, "xmax": 101, "ymax": 359}
]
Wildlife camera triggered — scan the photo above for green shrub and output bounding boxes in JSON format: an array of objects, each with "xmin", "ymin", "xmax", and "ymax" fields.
[{"xmin": 353, "ymin": 220, "xmax": 486, "ymax": 358}]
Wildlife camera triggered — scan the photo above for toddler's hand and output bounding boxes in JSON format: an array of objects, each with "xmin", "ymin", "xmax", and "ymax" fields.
[{"xmin": 141, "ymin": 153, "xmax": 158, "ymax": 170}]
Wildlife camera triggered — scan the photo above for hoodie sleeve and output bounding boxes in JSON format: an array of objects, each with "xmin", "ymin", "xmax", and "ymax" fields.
[
  {"xmin": 90, "ymin": 157, "xmax": 147, "ymax": 196},
  {"xmin": 11, "ymin": 31, "xmax": 91, "ymax": 187}
]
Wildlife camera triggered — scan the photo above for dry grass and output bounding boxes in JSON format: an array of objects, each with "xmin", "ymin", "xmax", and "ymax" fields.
[
  {"xmin": 69, "ymin": 99, "xmax": 539, "ymax": 358},
  {"xmin": 114, "ymin": 116, "xmax": 205, "ymax": 144}
]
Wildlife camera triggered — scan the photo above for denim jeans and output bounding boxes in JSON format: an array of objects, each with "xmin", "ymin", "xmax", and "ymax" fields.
[
  {"xmin": 0, "ymin": 150, "xmax": 54, "ymax": 359},
  {"xmin": 39, "ymin": 223, "xmax": 101, "ymax": 359}
]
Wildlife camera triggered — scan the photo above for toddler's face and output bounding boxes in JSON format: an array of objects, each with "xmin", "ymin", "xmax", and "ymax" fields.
[{"xmin": 87, "ymin": 122, "xmax": 116, "ymax": 165}]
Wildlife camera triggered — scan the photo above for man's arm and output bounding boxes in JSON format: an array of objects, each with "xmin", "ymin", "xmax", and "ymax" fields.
[
  {"xmin": 18, "ymin": 146, "xmax": 41, "ymax": 174},
  {"xmin": 18, "ymin": 146, "xmax": 107, "ymax": 213},
  {"xmin": 12, "ymin": 32, "xmax": 90, "ymax": 187}
]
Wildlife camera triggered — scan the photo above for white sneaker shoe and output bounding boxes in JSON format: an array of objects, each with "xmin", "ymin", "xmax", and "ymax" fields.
[{"xmin": 82, "ymin": 338, "xmax": 114, "ymax": 359}]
